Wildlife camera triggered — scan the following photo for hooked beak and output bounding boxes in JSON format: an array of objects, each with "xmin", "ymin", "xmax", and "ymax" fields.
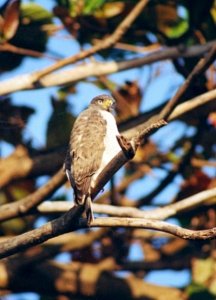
[{"xmin": 103, "ymin": 98, "xmax": 115, "ymax": 111}]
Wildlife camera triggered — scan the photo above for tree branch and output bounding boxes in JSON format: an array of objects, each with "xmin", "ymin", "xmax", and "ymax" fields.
[
  {"xmin": 128, "ymin": 45, "xmax": 216, "ymax": 142},
  {"xmin": 0, "ymin": 211, "xmax": 215, "ymax": 259},
  {"xmin": 0, "ymin": 41, "xmax": 214, "ymax": 96},
  {"xmin": 159, "ymin": 44, "xmax": 216, "ymax": 120},
  {"xmin": 0, "ymin": 205, "xmax": 84, "ymax": 259},
  {"xmin": 31, "ymin": 0, "xmax": 149, "ymax": 80},
  {"xmin": 0, "ymin": 169, "xmax": 66, "ymax": 222},
  {"xmin": 91, "ymin": 218, "xmax": 216, "ymax": 240},
  {"xmin": 0, "ymin": 42, "xmax": 59, "ymax": 60},
  {"xmin": 38, "ymin": 187, "xmax": 216, "ymax": 219}
]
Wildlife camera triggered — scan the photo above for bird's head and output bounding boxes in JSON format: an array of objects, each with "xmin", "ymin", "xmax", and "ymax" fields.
[{"xmin": 90, "ymin": 95, "xmax": 115, "ymax": 112}]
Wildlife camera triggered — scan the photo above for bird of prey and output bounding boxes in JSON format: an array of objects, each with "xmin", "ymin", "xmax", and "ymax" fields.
[{"xmin": 64, "ymin": 94, "xmax": 130, "ymax": 224}]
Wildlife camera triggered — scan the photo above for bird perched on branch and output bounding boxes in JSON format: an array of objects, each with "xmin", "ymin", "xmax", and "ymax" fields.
[{"xmin": 64, "ymin": 94, "xmax": 133, "ymax": 224}]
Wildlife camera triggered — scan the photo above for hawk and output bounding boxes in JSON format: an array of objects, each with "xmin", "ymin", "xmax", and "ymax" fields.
[{"xmin": 64, "ymin": 94, "xmax": 129, "ymax": 224}]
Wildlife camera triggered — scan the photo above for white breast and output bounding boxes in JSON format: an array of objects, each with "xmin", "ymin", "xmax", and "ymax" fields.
[{"xmin": 92, "ymin": 110, "xmax": 121, "ymax": 186}]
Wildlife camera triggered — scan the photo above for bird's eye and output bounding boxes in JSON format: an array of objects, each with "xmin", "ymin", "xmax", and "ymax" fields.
[{"xmin": 98, "ymin": 99, "xmax": 103, "ymax": 104}]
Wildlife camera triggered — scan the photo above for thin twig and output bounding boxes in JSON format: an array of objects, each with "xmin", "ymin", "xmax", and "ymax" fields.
[
  {"xmin": 91, "ymin": 218, "xmax": 216, "ymax": 240},
  {"xmin": 0, "ymin": 43, "xmax": 59, "ymax": 60},
  {"xmin": 159, "ymin": 44, "xmax": 216, "ymax": 121},
  {"xmin": 32, "ymin": 0, "xmax": 149, "ymax": 80},
  {"xmin": 127, "ymin": 45, "xmax": 216, "ymax": 142}
]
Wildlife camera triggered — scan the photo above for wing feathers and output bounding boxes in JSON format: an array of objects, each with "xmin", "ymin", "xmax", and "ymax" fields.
[{"xmin": 68, "ymin": 107, "xmax": 107, "ymax": 204}]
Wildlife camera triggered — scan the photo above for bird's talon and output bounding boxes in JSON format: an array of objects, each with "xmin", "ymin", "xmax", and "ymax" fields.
[{"xmin": 85, "ymin": 197, "xmax": 94, "ymax": 226}]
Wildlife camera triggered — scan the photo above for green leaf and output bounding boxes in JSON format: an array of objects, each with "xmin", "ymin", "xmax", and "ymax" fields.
[
  {"xmin": 83, "ymin": 0, "xmax": 106, "ymax": 15},
  {"xmin": 21, "ymin": 3, "xmax": 53, "ymax": 23},
  {"xmin": 143, "ymin": 3, "xmax": 189, "ymax": 40},
  {"xmin": 157, "ymin": 4, "xmax": 189, "ymax": 38}
]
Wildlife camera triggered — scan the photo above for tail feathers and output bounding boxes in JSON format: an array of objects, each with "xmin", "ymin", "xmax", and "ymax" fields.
[
  {"xmin": 74, "ymin": 175, "xmax": 92, "ymax": 205},
  {"xmin": 64, "ymin": 166, "xmax": 93, "ymax": 224}
]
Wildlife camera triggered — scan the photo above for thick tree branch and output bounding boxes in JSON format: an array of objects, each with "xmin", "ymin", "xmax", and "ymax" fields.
[
  {"xmin": 168, "ymin": 88, "xmax": 216, "ymax": 121},
  {"xmin": 38, "ymin": 186, "xmax": 216, "ymax": 219},
  {"xmin": 0, "ymin": 211, "xmax": 215, "ymax": 259},
  {"xmin": 119, "ymin": 88, "xmax": 216, "ymax": 133},
  {"xmin": 0, "ymin": 41, "xmax": 214, "ymax": 96},
  {"xmin": 0, "ymin": 205, "xmax": 84, "ymax": 259},
  {"xmin": 0, "ymin": 169, "xmax": 66, "ymax": 222}
]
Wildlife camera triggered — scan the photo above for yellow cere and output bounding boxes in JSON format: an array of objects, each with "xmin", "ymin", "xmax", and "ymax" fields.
[{"xmin": 103, "ymin": 99, "xmax": 113, "ymax": 109}]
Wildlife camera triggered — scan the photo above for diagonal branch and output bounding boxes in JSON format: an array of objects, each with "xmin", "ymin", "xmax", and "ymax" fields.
[
  {"xmin": 159, "ymin": 44, "xmax": 216, "ymax": 121},
  {"xmin": 32, "ymin": 0, "xmax": 149, "ymax": 80},
  {"xmin": 0, "ymin": 169, "xmax": 66, "ymax": 222},
  {"xmin": 121, "ymin": 87, "xmax": 216, "ymax": 137},
  {"xmin": 130, "ymin": 45, "xmax": 216, "ymax": 142},
  {"xmin": 0, "ymin": 41, "xmax": 214, "ymax": 96}
]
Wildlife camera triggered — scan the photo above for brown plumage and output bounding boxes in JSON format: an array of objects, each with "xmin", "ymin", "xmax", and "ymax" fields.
[{"xmin": 64, "ymin": 95, "xmax": 122, "ymax": 223}]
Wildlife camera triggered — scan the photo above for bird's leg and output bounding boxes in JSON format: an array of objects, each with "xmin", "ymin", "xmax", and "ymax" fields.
[
  {"xmin": 117, "ymin": 135, "xmax": 136, "ymax": 159},
  {"xmin": 85, "ymin": 196, "xmax": 94, "ymax": 225}
]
